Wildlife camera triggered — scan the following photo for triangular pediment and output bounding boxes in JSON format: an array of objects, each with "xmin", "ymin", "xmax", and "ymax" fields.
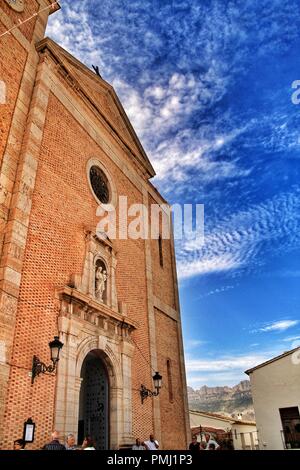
[{"xmin": 36, "ymin": 38, "xmax": 155, "ymax": 178}]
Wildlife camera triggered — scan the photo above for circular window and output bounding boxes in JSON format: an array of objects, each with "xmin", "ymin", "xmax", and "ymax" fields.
[{"xmin": 89, "ymin": 165, "xmax": 110, "ymax": 204}]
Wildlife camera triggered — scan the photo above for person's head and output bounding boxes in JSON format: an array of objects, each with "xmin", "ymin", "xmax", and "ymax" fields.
[
  {"xmin": 208, "ymin": 443, "xmax": 216, "ymax": 450},
  {"xmin": 150, "ymin": 434, "xmax": 155, "ymax": 442},
  {"xmin": 51, "ymin": 430, "xmax": 60, "ymax": 441},
  {"xmin": 13, "ymin": 439, "xmax": 25, "ymax": 450},
  {"xmin": 67, "ymin": 433, "xmax": 75, "ymax": 447},
  {"xmin": 136, "ymin": 438, "xmax": 142, "ymax": 446},
  {"xmin": 205, "ymin": 433, "xmax": 210, "ymax": 442},
  {"xmin": 191, "ymin": 435, "xmax": 197, "ymax": 443},
  {"xmin": 82, "ymin": 436, "xmax": 94, "ymax": 448}
]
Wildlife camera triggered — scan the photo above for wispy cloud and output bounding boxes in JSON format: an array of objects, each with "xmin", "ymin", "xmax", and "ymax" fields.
[
  {"xmin": 186, "ymin": 354, "xmax": 270, "ymax": 373},
  {"xmin": 47, "ymin": 1, "xmax": 105, "ymax": 69},
  {"xmin": 252, "ymin": 320, "xmax": 299, "ymax": 333},
  {"xmin": 185, "ymin": 347, "xmax": 284, "ymax": 386},
  {"xmin": 178, "ymin": 255, "xmax": 240, "ymax": 280},
  {"xmin": 177, "ymin": 188, "xmax": 300, "ymax": 280},
  {"xmin": 283, "ymin": 335, "xmax": 300, "ymax": 342},
  {"xmin": 197, "ymin": 285, "xmax": 236, "ymax": 299},
  {"xmin": 187, "ymin": 373, "xmax": 248, "ymax": 388},
  {"xmin": 185, "ymin": 339, "xmax": 300, "ymax": 386},
  {"xmin": 47, "ymin": 0, "xmax": 300, "ymax": 191}
]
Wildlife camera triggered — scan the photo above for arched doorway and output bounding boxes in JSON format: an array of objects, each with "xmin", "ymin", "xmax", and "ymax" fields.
[{"xmin": 78, "ymin": 351, "xmax": 109, "ymax": 449}]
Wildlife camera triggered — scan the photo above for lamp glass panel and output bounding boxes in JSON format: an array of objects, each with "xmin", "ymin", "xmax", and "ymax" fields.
[{"xmin": 50, "ymin": 346, "xmax": 60, "ymax": 363}]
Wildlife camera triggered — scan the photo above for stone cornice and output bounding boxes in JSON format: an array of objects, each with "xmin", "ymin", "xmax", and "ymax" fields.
[
  {"xmin": 57, "ymin": 286, "xmax": 137, "ymax": 332},
  {"xmin": 46, "ymin": 0, "xmax": 60, "ymax": 14}
]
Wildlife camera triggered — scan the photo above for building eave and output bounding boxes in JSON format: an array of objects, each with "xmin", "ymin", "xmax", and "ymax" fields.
[
  {"xmin": 245, "ymin": 346, "xmax": 300, "ymax": 375},
  {"xmin": 189, "ymin": 409, "xmax": 235, "ymax": 424}
]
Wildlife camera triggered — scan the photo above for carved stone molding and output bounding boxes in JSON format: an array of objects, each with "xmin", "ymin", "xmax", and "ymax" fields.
[{"xmin": 57, "ymin": 286, "xmax": 136, "ymax": 340}]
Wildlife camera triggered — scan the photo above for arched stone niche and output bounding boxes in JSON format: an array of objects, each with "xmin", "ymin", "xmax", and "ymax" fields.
[{"xmin": 70, "ymin": 230, "xmax": 118, "ymax": 312}]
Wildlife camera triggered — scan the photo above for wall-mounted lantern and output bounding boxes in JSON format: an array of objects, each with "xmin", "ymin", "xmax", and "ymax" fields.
[
  {"xmin": 31, "ymin": 336, "xmax": 63, "ymax": 384},
  {"xmin": 140, "ymin": 371, "xmax": 162, "ymax": 404}
]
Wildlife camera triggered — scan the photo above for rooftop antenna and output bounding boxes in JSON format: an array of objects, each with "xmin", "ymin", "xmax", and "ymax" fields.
[{"xmin": 92, "ymin": 65, "xmax": 102, "ymax": 78}]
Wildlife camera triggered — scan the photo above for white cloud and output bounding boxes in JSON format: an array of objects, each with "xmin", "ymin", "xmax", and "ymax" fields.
[
  {"xmin": 47, "ymin": 2, "xmax": 253, "ymax": 191},
  {"xmin": 111, "ymin": 72, "xmax": 227, "ymax": 147},
  {"xmin": 258, "ymin": 320, "xmax": 299, "ymax": 333},
  {"xmin": 283, "ymin": 335, "xmax": 300, "ymax": 342},
  {"xmin": 187, "ymin": 373, "xmax": 247, "ymax": 388},
  {"xmin": 178, "ymin": 254, "xmax": 240, "ymax": 280},
  {"xmin": 186, "ymin": 354, "xmax": 270, "ymax": 373},
  {"xmin": 185, "ymin": 346, "xmax": 288, "ymax": 386},
  {"xmin": 47, "ymin": 1, "xmax": 106, "ymax": 70},
  {"xmin": 197, "ymin": 285, "xmax": 236, "ymax": 299},
  {"xmin": 176, "ymin": 188, "xmax": 300, "ymax": 280},
  {"xmin": 186, "ymin": 351, "xmax": 274, "ymax": 387}
]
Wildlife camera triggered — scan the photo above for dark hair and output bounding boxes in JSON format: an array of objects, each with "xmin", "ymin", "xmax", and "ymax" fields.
[
  {"xmin": 209, "ymin": 443, "xmax": 216, "ymax": 450},
  {"xmin": 83, "ymin": 436, "xmax": 95, "ymax": 448},
  {"xmin": 14, "ymin": 439, "xmax": 26, "ymax": 449}
]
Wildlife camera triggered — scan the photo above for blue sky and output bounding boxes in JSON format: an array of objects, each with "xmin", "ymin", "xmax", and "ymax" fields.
[{"xmin": 47, "ymin": 0, "xmax": 300, "ymax": 388}]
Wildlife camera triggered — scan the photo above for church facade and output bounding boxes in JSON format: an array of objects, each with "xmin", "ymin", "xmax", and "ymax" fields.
[{"xmin": 0, "ymin": 1, "xmax": 190, "ymax": 450}]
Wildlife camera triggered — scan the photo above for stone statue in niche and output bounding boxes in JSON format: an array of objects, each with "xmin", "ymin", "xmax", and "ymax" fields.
[{"xmin": 95, "ymin": 265, "xmax": 107, "ymax": 302}]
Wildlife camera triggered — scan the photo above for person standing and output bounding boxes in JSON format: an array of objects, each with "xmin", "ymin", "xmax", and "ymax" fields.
[
  {"xmin": 42, "ymin": 431, "xmax": 66, "ymax": 450},
  {"xmin": 13, "ymin": 439, "xmax": 26, "ymax": 450},
  {"xmin": 189, "ymin": 435, "xmax": 200, "ymax": 451},
  {"xmin": 144, "ymin": 434, "xmax": 159, "ymax": 450},
  {"xmin": 81, "ymin": 436, "xmax": 96, "ymax": 450},
  {"xmin": 65, "ymin": 433, "xmax": 77, "ymax": 450},
  {"xmin": 132, "ymin": 438, "xmax": 146, "ymax": 450},
  {"xmin": 205, "ymin": 433, "xmax": 220, "ymax": 450}
]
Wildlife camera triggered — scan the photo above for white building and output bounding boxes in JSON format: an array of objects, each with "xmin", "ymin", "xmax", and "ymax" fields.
[
  {"xmin": 245, "ymin": 347, "xmax": 300, "ymax": 450},
  {"xmin": 189, "ymin": 409, "xmax": 258, "ymax": 450}
]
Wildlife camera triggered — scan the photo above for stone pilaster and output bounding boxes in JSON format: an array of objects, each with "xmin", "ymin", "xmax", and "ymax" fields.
[
  {"xmin": 0, "ymin": 55, "xmax": 53, "ymax": 447},
  {"xmin": 142, "ymin": 188, "xmax": 162, "ymax": 443},
  {"xmin": 169, "ymin": 219, "xmax": 191, "ymax": 447}
]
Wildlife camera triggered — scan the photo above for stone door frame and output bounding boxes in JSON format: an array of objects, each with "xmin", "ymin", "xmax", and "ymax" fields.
[{"xmin": 54, "ymin": 314, "xmax": 135, "ymax": 449}]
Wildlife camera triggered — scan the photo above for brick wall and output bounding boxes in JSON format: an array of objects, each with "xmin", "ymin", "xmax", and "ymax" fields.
[
  {"xmin": 1, "ymin": 0, "xmax": 39, "ymax": 42},
  {"xmin": 0, "ymin": 21, "xmax": 27, "ymax": 167},
  {"xmin": 155, "ymin": 308, "xmax": 187, "ymax": 449},
  {"xmin": 0, "ymin": 10, "xmax": 188, "ymax": 447},
  {"xmin": 0, "ymin": 2, "xmax": 54, "ymax": 448},
  {"xmin": 2, "ymin": 90, "xmax": 156, "ymax": 448},
  {"xmin": 149, "ymin": 196, "xmax": 176, "ymax": 309}
]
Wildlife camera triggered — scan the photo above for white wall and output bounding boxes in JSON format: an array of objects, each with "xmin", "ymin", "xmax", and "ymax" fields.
[
  {"xmin": 189, "ymin": 411, "xmax": 257, "ymax": 450},
  {"xmin": 190, "ymin": 411, "xmax": 231, "ymax": 431},
  {"xmin": 249, "ymin": 352, "xmax": 300, "ymax": 450},
  {"xmin": 231, "ymin": 423, "xmax": 258, "ymax": 450}
]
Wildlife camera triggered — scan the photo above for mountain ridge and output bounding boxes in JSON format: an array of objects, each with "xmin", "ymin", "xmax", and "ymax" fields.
[{"xmin": 188, "ymin": 380, "xmax": 255, "ymax": 421}]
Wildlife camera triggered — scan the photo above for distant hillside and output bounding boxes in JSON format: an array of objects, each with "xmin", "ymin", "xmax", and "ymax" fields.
[{"xmin": 188, "ymin": 380, "xmax": 255, "ymax": 421}]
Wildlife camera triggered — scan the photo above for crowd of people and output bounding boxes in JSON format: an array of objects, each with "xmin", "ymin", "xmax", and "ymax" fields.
[
  {"xmin": 188, "ymin": 433, "xmax": 220, "ymax": 451},
  {"xmin": 13, "ymin": 431, "xmax": 96, "ymax": 451},
  {"xmin": 12, "ymin": 431, "xmax": 161, "ymax": 451},
  {"xmin": 12, "ymin": 430, "xmax": 219, "ymax": 451},
  {"xmin": 132, "ymin": 434, "xmax": 159, "ymax": 450}
]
